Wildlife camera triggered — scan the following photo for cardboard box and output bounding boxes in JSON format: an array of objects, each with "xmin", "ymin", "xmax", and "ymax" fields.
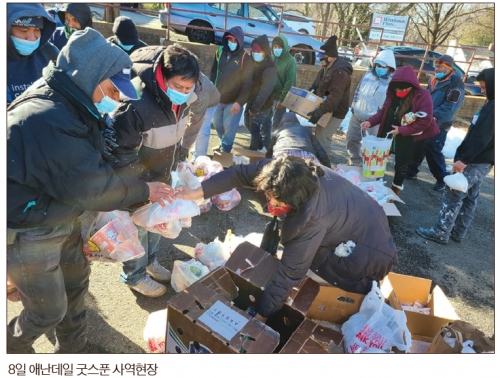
[
  {"xmin": 212, "ymin": 148, "xmax": 265, "ymax": 169},
  {"xmin": 166, "ymin": 242, "xmax": 320, "ymax": 353},
  {"xmin": 380, "ymin": 272, "xmax": 459, "ymax": 339},
  {"xmin": 282, "ymin": 87, "xmax": 332, "ymax": 127},
  {"xmin": 336, "ymin": 164, "xmax": 404, "ymax": 216}
]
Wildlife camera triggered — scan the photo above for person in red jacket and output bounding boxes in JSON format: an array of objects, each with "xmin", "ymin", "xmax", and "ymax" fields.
[{"xmin": 361, "ymin": 66, "xmax": 439, "ymax": 195}]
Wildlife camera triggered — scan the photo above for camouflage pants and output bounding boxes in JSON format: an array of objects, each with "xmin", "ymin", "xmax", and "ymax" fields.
[{"xmin": 433, "ymin": 163, "xmax": 492, "ymax": 240}]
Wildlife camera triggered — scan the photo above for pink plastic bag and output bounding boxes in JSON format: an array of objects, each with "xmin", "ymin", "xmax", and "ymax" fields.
[{"xmin": 211, "ymin": 189, "xmax": 241, "ymax": 211}]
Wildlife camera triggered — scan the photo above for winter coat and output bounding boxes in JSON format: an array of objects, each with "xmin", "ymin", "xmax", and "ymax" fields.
[
  {"xmin": 367, "ymin": 66, "xmax": 439, "ymax": 142},
  {"xmin": 7, "ymin": 3, "xmax": 59, "ymax": 104},
  {"xmin": 351, "ymin": 69, "xmax": 394, "ymax": 122},
  {"xmin": 271, "ymin": 35, "xmax": 297, "ymax": 102},
  {"xmin": 310, "ymin": 58, "xmax": 353, "ymax": 119},
  {"xmin": 200, "ymin": 160, "xmax": 398, "ymax": 317},
  {"xmin": 7, "ymin": 62, "xmax": 149, "ymax": 229},
  {"xmin": 455, "ymin": 68, "xmax": 494, "ymax": 165},
  {"xmin": 182, "ymin": 73, "xmax": 221, "ymax": 149},
  {"xmin": 107, "ymin": 35, "xmax": 148, "ymax": 56},
  {"xmin": 266, "ymin": 113, "xmax": 331, "ymax": 167},
  {"xmin": 247, "ymin": 35, "xmax": 277, "ymax": 112},
  {"xmin": 50, "ymin": 3, "xmax": 93, "ymax": 50},
  {"xmin": 209, "ymin": 26, "xmax": 253, "ymax": 105},
  {"xmin": 427, "ymin": 71, "xmax": 465, "ymax": 130},
  {"xmin": 109, "ymin": 46, "xmax": 197, "ymax": 186}
]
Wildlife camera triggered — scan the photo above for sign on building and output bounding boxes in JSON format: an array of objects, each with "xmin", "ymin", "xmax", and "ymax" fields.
[{"xmin": 369, "ymin": 13, "xmax": 409, "ymax": 42}]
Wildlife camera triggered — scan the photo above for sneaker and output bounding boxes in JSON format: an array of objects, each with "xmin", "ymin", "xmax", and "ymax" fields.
[
  {"xmin": 433, "ymin": 182, "xmax": 446, "ymax": 191},
  {"xmin": 450, "ymin": 234, "xmax": 464, "ymax": 243},
  {"xmin": 146, "ymin": 260, "xmax": 172, "ymax": 282},
  {"xmin": 257, "ymin": 147, "xmax": 267, "ymax": 153},
  {"xmin": 55, "ymin": 342, "xmax": 109, "ymax": 354},
  {"xmin": 128, "ymin": 275, "xmax": 167, "ymax": 298},
  {"xmin": 416, "ymin": 227, "xmax": 449, "ymax": 245}
]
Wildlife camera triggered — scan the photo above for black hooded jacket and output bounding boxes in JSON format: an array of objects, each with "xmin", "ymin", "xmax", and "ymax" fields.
[
  {"xmin": 266, "ymin": 113, "xmax": 331, "ymax": 167},
  {"xmin": 209, "ymin": 26, "xmax": 253, "ymax": 105},
  {"xmin": 247, "ymin": 35, "xmax": 277, "ymax": 112},
  {"xmin": 454, "ymin": 68, "xmax": 494, "ymax": 165}
]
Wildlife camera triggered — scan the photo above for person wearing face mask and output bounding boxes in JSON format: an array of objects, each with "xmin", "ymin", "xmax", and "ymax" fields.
[
  {"xmin": 107, "ymin": 16, "xmax": 147, "ymax": 56},
  {"xmin": 361, "ymin": 66, "xmax": 439, "ymax": 195},
  {"xmin": 307, "ymin": 35, "xmax": 353, "ymax": 154},
  {"xmin": 406, "ymin": 55, "xmax": 465, "ymax": 191},
  {"xmin": 175, "ymin": 154, "xmax": 398, "ymax": 321},
  {"xmin": 209, "ymin": 26, "xmax": 254, "ymax": 153},
  {"xmin": 345, "ymin": 49, "xmax": 396, "ymax": 166},
  {"xmin": 107, "ymin": 44, "xmax": 200, "ymax": 298},
  {"xmin": 244, "ymin": 35, "xmax": 277, "ymax": 152},
  {"xmin": 49, "ymin": 3, "xmax": 93, "ymax": 50},
  {"xmin": 7, "ymin": 3, "xmax": 59, "ymax": 105},
  {"xmin": 7, "ymin": 28, "xmax": 174, "ymax": 354},
  {"xmin": 270, "ymin": 34, "xmax": 297, "ymax": 129}
]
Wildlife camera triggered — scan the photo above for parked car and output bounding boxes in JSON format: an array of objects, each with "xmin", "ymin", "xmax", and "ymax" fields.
[
  {"xmin": 281, "ymin": 12, "xmax": 316, "ymax": 35},
  {"xmin": 375, "ymin": 46, "xmax": 483, "ymax": 96},
  {"xmin": 159, "ymin": 3, "xmax": 323, "ymax": 65}
]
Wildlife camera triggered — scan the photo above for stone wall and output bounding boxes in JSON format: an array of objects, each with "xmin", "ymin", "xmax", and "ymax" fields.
[{"xmin": 93, "ymin": 21, "xmax": 483, "ymax": 119}]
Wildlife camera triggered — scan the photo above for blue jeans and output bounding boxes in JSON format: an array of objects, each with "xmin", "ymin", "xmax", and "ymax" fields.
[
  {"xmin": 193, "ymin": 106, "xmax": 217, "ymax": 160},
  {"xmin": 212, "ymin": 103, "xmax": 244, "ymax": 153},
  {"xmin": 407, "ymin": 128, "xmax": 449, "ymax": 183},
  {"xmin": 7, "ymin": 219, "xmax": 91, "ymax": 353},
  {"xmin": 432, "ymin": 163, "xmax": 492, "ymax": 240},
  {"xmin": 271, "ymin": 100, "xmax": 287, "ymax": 130},
  {"xmin": 245, "ymin": 107, "xmax": 273, "ymax": 150},
  {"xmin": 120, "ymin": 225, "xmax": 161, "ymax": 286}
]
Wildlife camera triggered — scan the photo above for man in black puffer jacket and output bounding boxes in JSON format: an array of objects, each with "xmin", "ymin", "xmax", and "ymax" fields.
[
  {"xmin": 244, "ymin": 34, "xmax": 277, "ymax": 151},
  {"xmin": 7, "ymin": 28, "xmax": 173, "ymax": 354},
  {"xmin": 266, "ymin": 113, "xmax": 331, "ymax": 167}
]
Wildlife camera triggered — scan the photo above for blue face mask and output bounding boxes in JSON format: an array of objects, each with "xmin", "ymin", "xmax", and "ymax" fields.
[
  {"xmin": 375, "ymin": 67, "xmax": 389, "ymax": 77},
  {"xmin": 273, "ymin": 48, "xmax": 283, "ymax": 57},
  {"xmin": 11, "ymin": 35, "xmax": 40, "ymax": 56},
  {"xmin": 166, "ymin": 84, "xmax": 194, "ymax": 105},
  {"xmin": 94, "ymin": 85, "xmax": 121, "ymax": 114},
  {"xmin": 435, "ymin": 72, "xmax": 447, "ymax": 80},
  {"xmin": 227, "ymin": 41, "xmax": 238, "ymax": 51},
  {"xmin": 252, "ymin": 52, "xmax": 264, "ymax": 62},
  {"xmin": 118, "ymin": 41, "xmax": 134, "ymax": 51}
]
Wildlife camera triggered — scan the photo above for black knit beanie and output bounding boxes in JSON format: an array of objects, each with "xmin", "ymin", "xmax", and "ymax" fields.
[{"xmin": 320, "ymin": 35, "xmax": 338, "ymax": 58}]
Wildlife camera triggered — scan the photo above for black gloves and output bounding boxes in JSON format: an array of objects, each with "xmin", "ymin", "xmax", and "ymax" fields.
[
  {"xmin": 179, "ymin": 146, "xmax": 189, "ymax": 162},
  {"xmin": 307, "ymin": 109, "xmax": 323, "ymax": 125}
]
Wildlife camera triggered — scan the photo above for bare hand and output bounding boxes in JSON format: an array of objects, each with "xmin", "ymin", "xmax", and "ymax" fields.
[
  {"xmin": 452, "ymin": 160, "xmax": 467, "ymax": 173},
  {"xmin": 360, "ymin": 121, "xmax": 371, "ymax": 130},
  {"xmin": 230, "ymin": 102, "xmax": 241, "ymax": 115},
  {"xmin": 174, "ymin": 185, "xmax": 204, "ymax": 201},
  {"xmin": 254, "ymin": 313, "xmax": 267, "ymax": 323},
  {"xmin": 389, "ymin": 125, "xmax": 400, "ymax": 135},
  {"xmin": 147, "ymin": 182, "xmax": 174, "ymax": 207},
  {"xmin": 276, "ymin": 101, "xmax": 284, "ymax": 110}
]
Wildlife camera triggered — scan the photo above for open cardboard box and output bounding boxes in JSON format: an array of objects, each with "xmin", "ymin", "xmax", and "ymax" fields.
[
  {"xmin": 282, "ymin": 87, "xmax": 332, "ymax": 127},
  {"xmin": 166, "ymin": 242, "xmax": 320, "ymax": 353},
  {"xmin": 380, "ymin": 272, "xmax": 459, "ymax": 340},
  {"xmin": 212, "ymin": 148, "xmax": 266, "ymax": 169},
  {"xmin": 337, "ymin": 164, "xmax": 404, "ymax": 216}
]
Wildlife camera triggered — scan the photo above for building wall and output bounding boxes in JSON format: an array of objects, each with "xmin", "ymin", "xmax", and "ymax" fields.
[{"xmin": 94, "ymin": 21, "xmax": 483, "ymax": 120}]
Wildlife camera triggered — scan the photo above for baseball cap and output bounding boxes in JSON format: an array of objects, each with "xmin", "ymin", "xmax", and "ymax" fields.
[
  {"xmin": 436, "ymin": 54, "xmax": 454, "ymax": 69},
  {"xmin": 109, "ymin": 67, "xmax": 139, "ymax": 100}
]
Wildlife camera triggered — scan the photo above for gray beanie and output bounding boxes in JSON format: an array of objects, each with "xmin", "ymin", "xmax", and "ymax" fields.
[{"xmin": 56, "ymin": 28, "xmax": 133, "ymax": 98}]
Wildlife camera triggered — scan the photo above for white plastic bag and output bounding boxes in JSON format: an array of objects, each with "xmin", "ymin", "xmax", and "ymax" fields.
[
  {"xmin": 334, "ymin": 240, "xmax": 355, "ymax": 257},
  {"xmin": 143, "ymin": 309, "xmax": 167, "ymax": 353},
  {"xmin": 444, "ymin": 173, "xmax": 468, "ymax": 193},
  {"xmin": 196, "ymin": 239, "xmax": 231, "ymax": 271},
  {"xmin": 211, "ymin": 189, "xmax": 241, "ymax": 211},
  {"xmin": 342, "ymin": 281, "xmax": 412, "ymax": 353},
  {"xmin": 146, "ymin": 198, "xmax": 200, "ymax": 227},
  {"xmin": 131, "ymin": 203, "xmax": 183, "ymax": 239},
  {"xmin": 170, "ymin": 259, "xmax": 210, "ymax": 292}
]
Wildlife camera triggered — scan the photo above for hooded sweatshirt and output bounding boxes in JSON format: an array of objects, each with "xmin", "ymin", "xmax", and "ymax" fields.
[
  {"xmin": 271, "ymin": 35, "xmax": 297, "ymax": 103},
  {"xmin": 50, "ymin": 3, "xmax": 93, "ymax": 50},
  {"xmin": 247, "ymin": 35, "xmax": 277, "ymax": 112},
  {"xmin": 7, "ymin": 3, "xmax": 58, "ymax": 104},
  {"xmin": 367, "ymin": 66, "xmax": 439, "ymax": 142},
  {"xmin": 7, "ymin": 28, "xmax": 148, "ymax": 229},
  {"xmin": 351, "ymin": 49, "xmax": 396, "ymax": 121},
  {"xmin": 209, "ymin": 26, "xmax": 253, "ymax": 105},
  {"xmin": 454, "ymin": 67, "xmax": 494, "ymax": 165},
  {"xmin": 107, "ymin": 16, "xmax": 147, "ymax": 56}
]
